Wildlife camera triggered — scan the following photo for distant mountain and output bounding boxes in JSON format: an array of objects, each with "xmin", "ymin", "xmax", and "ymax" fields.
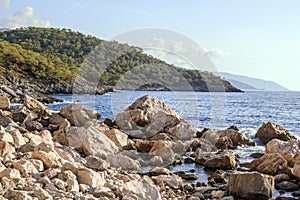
[
  {"xmin": 0, "ymin": 28, "xmax": 11, "ymax": 32},
  {"xmin": 219, "ymin": 72, "xmax": 289, "ymax": 91}
]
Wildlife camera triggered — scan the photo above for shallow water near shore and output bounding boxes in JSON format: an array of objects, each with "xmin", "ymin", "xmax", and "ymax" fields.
[{"xmin": 47, "ymin": 91, "xmax": 300, "ymax": 198}]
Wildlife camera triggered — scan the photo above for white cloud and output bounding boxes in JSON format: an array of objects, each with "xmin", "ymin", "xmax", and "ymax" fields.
[
  {"xmin": 204, "ymin": 48, "xmax": 229, "ymax": 58},
  {"xmin": 0, "ymin": 7, "xmax": 50, "ymax": 28},
  {"xmin": 0, "ymin": 0, "xmax": 10, "ymax": 9}
]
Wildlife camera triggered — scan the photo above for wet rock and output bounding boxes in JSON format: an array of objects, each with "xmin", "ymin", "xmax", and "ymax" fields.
[
  {"xmin": 176, "ymin": 171, "xmax": 198, "ymax": 180},
  {"xmin": 266, "ymin": 139, "xmax": 300, "ymax": 166},
  {"xmin": 242, "ymin": 153, "xmax": 292, "ymax": 176},
  {"xmin": 59, "ymin": 103, "xmax": 101, "ymax": 127},
  {"xmin": 0, "ymin": 96, "xmax": 10, "ymax": 110},
  {"xmin": 274, "ymin": 174, "xmax": 291, "ymax": 183},
  {"xmin": 77, "ymin": 167, "xmax": 106, "ymax": 188},
  {"xmin": 228, "ymin": 171, "xmax": 274, "ymax": 200},
  {"xmin": 203, "ymin": 151, "xmax": 237, "ymax": 170},
  {"xmin": 209, "ymin": 171, "xmax": 227, "ymax": 184},
  {"xmin": 276, "ymin": 181, "xmax": 299, "ymax": 192},
  {"xmin": 250, "ymin": 152, "xmax": 264, "ymax": 158},
  {"xmin": 106, "ymin": 154, "xmax": 141, "ymax": 171},
  {"xmin": 118, "ymin": 179, "xmax": 161, "ymax": 200},
  {"xmin": 256, "ymin": 122, "xmax": 297, "ymax": 144},
  {"xmin": 104, "ymin": 128, "xmax": 128, "ymax": 148}
]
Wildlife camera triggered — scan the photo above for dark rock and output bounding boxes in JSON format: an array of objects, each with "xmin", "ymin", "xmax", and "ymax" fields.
[
  {"xmin": 103, "ymin": 118, "xmax": 113, "ymax": 127},
  {"xmin": 175, "ymin": 171, "xmax": 198, "ymax": 180},
  {"xmin": 256, "ymin": 122, "xmax": 297, "ymax": 144},
  {"xmin": 276, "ymin": 181, "xmax": 299, "ymax": 192},
  {"xmin": 184, "ymin": 157, "xmax": 195, "ymax": 163},
  {"xmin": 25, "ymin": 120, "xmax": 43, "ymax": 131},
  {"xmin": 228, "ymin": 125, "xmax": 239, "ymax": 131},
  {"xmin": 250, "ymin": 152, "xmax": 264, "ymax": 159},
  {"xmin": 274, "ymin": 174, "xmax": 290, "ymax": 184},
  {"xmin": 228, "ymin": 171, "xmax": 274, "ymax": 200}
]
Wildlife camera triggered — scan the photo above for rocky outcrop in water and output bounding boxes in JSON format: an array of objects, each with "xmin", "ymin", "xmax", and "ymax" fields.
[{"xmin": 256, "ymin": 122, "xmax": 297, "ymax": 144}]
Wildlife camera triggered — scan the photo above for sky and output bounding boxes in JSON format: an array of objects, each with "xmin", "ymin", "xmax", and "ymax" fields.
[{"xmin": 0, "ymin": 0, "xmax": 300, "ymax": 90}]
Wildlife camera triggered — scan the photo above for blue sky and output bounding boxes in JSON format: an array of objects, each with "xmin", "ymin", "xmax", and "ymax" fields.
[{"xmin": 1, "ymin": 0, "xmax": 300, "ymax": 90}]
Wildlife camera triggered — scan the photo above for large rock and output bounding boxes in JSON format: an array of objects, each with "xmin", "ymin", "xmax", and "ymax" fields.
[
  {"xmin": 266, "ymin": 139, "xmax": 300, "ymax": 166},
  {"xmin": 255, "ymin": 122, "xmax": 297, "ymax": 144},
  {"xmin": 82, "ymin": 125, "xmax": 119, "ymax": 159},
  {"xmin": 242, "ymin": 153, "xmax": 292, "ymax": 175},
  {"xmin": 23, "ymin": 95, "xmax": 51, "ymax": 118},
  {"xmin": 115, "ymin": 95, "xmax": 196, "ymax": 140},
  {"xmin": 149, "ymin": 140, "xmax": 175, "ymax": 166},
  {"xmin": 202, "ymin": 151, "xmax": 237, "ymax": 170},
  {"xmin": 228, "ymin": 171, "xmax": 274, "ymax": 200},
  {"xmin": 77, "ymin": 168, "xmax": 106, "ymax": 188},
  {"xmin": 0, "ymin": 141, "xmax": 15, "ymax": 157},
  {"xmin": 0, "ymin": 168, "xmax": 21, "ymax": 180},
  {"xmin": 106, "ymin": 154, "xmax": 141, "ymax": 171},
  {"xmin": 154, "ymin": 174, "xmax": 183, "ymax": 188},
  {"xmin": 217, "ymin": 128, "xmax": 256, "ymax": 148},
  {"xmin": 59, "ymin": 103, "xmax": 101, "ymax": 127},
  {"xmin": 104, "ymin": 129, "xmax": 128, "ymax": 148},
  {"xmin": 0, "ymin": 96, "xmax": 10, "ymax": 110},
  {"xmin": 292, "ymin": 156, "xmax": 300, "ymax": 179},
  {"xmin": 118, "ymin": 179, "xmax": 161, "ymax": 200},
  {"xmin": 13, "ymin": 159, "xmax": 39, "ymax": 176}
]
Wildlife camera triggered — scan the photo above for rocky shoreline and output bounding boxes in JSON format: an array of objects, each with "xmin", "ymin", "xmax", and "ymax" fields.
[{"xmin": 0, "ymin": 94, "xmax": 299, "ymax": 199}]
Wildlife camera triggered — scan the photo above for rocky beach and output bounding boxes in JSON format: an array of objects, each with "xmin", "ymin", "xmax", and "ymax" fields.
[{"xmin": 0, "ymin": 94, "xmax": 299, "ymax": 199}]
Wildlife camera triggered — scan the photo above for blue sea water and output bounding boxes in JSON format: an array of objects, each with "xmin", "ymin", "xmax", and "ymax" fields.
[{"xmin": 50, "ymin": 90, "xmax": 300, "ymax": 137}]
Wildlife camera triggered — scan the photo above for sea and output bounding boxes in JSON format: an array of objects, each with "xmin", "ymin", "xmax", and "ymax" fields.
[{"xmin": 48, "ymin": 91, "xmax": 300, "ymax": 197}]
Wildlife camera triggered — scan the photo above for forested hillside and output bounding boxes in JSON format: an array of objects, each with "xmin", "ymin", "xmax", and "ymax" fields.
[{"xmin": 0, "ymin": 27, "xmax": 241, "ymax": 93}]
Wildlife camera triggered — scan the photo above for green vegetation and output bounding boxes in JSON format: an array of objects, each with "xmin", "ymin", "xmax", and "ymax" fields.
[{"xmin": 0, "ymin": 27, "xmax": 241, "ymax": 92}]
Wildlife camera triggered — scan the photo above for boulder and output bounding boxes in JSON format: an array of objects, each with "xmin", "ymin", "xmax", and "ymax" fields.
[
  {"xmin": 32, "ymin": 146, "xmax": 61, "ymax": 169},
  {"xmin": 0, "ymin": 168, "xmax": 21, "ymax": 180},
  {"xmin": 292, "ymin": 156, "xmax": 300, "ymax": 179},
  {"xmin": 0, "ymin": 141, "xmax": 15, "ymax": 157},
  {"xmin": 6, "ymin": 128, "xmax": 26, "ymax": 147},
  {"xmin": 217, "ymin": 129, "xmax": 256, "ymax": 148},
  {"xmin": 13, "ymin": 159, "xmax": 39, "ymax": 176},
  {"xmin": 106, "ymin": 154, "xmax": 141, "ymax": 171},
  {"xmin": 135, "ymin": 140, "xmax": 155, "ymax": 152},
  {"xmin": 154, "ymin": 174, "xmax": 183, "ymax": 188},
  {"xmin": 167, "ymin": 121, "xmax": 197, "ymax": 140},
  {"xmin": 104, "ymin": 128, "xmax": 128, "ymax": 148},
  {"xmin": 0, "ymin": 96, "xmax": 10, "ymax": 110},
  {"xmin": 266, "ymin": 139, "xmax": 300, "ymax": 166},
  {"xmin": 59, "ymin": 103, "xmax": 101, "ymax": 127},
  {"xmin": 25, "ymin": 120, "xmax": 43, "ymax": 131},
  {"xmin": 242, "ymin": 153, "xmax": 292, "ymax": 175},
  {"xmin": 228, "ymin": 171, "xmax": 274, "ymax": 200},
  {"xmin": 276, "ymin": 181, "xmax": 299, "ymax": 192},
  {"xmin": 203, "ymin": 151, "xmax": 237, "ymax": 170},
  {"xmin": 0, "ymin": 111, "xmax": 14, "ymax": 127},
  {"xmin": 77, "ymin": 167, "xmax": 106, "ymax": 188},
  {"xmin": 149, "ymin": 167, "xmax": 172, "ymax": 176},
  {"xmin": 149, "ymin": 141, "xmax": 175, "ymax": 166},
  {"xmin": 256, "ymin": 122, "xmax": 297, "ymax": 144},
  {"xmin": 0, "ymin": 127, "xmax": 14, "ymax": 143},
  {"xmin": 118, "ymin": 179, "xmax": 161, "ymax": 200},
  {"xmin": 23, "ymin": 95, "xmax": 51, "ymax": 118},
  {"xmin": 82, "ymin": 125, "xmax": 119, "ymax": 159},
  {"xmin": 58, "ymin": 170, "xmax": 79, "ymax": 192},
  {"xmin": 115, "ymin": 95, "xmax": 196, "ymax": 140}
]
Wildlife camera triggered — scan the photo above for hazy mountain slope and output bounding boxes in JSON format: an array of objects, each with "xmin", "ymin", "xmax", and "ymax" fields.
[{"xmin": 220, "ymin": 72, "xmax": 289, "ymax": 91}]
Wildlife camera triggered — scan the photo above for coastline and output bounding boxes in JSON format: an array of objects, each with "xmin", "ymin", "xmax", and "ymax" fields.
[{"xmin": 0, "ymin": 94, "xmax": 299, "ymax": 199}]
